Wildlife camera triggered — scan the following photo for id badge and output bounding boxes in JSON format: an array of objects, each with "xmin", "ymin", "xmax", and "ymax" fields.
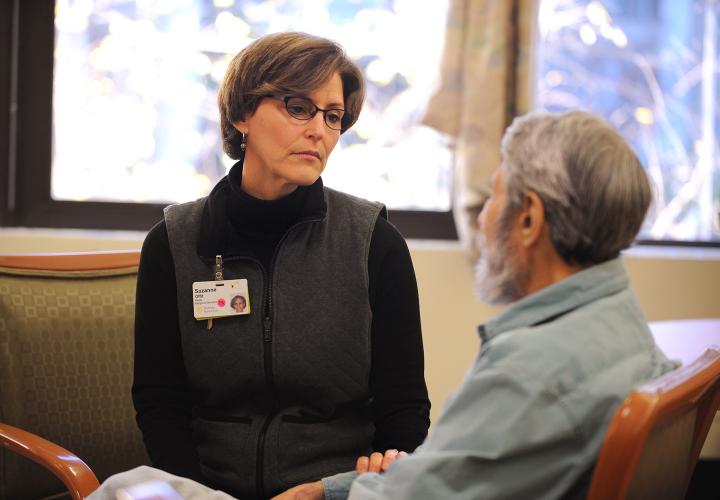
[{"xmin": 192, "ymin": 279, "xmax": 251, "ymax": 320}]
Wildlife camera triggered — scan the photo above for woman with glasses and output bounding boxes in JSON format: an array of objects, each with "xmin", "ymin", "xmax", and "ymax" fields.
[{"xmin": 132, "ymin": 32, "xmax": 430, "ymax": 499}]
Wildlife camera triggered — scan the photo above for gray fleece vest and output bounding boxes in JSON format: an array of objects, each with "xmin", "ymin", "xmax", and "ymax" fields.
[{"xmin": 164, "ymin": 187, "xmax": 383, "ymax": 499}]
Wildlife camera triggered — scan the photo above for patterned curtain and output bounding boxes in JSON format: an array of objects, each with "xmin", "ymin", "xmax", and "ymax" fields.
[{"xmin": 423, "ymin": 0, "xmax": 536, "ymax": 260}]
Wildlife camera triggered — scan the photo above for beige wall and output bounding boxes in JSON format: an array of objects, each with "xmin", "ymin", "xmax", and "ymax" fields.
[
  {"xmin": 414, "ymin": 243, "xmax": 720, "ymax": 419},
  {"xmin": 2, "ymin": 228, "xmax": 720, "ymax": 451}
]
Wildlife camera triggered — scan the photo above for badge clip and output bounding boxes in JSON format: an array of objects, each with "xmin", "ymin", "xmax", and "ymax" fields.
[{"xmin": 208, "ymin": 255, "xmax": 224, "ymax": 330}]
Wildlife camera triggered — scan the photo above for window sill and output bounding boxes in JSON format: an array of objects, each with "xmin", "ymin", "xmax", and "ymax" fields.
[
  {"xmin": 0, "ymin": 227, "xmax": 145, "ymax": 253},
  {"xmin": 2, "ymin": 227, "xmax": 720, "ymax": 261},
  {"xmin": 624, "ymin": 244, "xmax": 720, "ymax": 261}
]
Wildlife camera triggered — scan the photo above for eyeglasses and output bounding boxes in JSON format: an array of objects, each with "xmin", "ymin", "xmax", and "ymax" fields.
[{"xmin": 266, "ymin": 95, "xmax": 352, "ymax": 132}]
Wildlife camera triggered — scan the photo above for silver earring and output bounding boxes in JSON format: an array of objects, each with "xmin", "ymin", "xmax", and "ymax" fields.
[{"xmin": 240, "ymin": 133, "xmax": 247, "ymax": 152}]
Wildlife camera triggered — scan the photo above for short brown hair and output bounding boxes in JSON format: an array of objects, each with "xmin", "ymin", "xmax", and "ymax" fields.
[{"xmin": 218, "ymin": 32, "xmax": 365, "ymax": 159}]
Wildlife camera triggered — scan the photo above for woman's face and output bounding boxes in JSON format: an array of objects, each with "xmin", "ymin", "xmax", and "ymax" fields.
[
  {"xmin": 234, "ymin": 72, "xmax": 344, "ymax": 200},
  {"xmin": 232, "ymin": 297, "xmax": 246, "ymax": 312}
]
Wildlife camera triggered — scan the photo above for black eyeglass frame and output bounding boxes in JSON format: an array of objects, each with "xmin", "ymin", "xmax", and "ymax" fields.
[{"xmin": 266, "ymin": 94, "xmax": 353, "ymax": 132}]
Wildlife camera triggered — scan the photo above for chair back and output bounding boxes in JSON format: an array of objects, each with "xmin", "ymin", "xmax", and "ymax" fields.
[
  {"xmin": 0, "ymin": 251, "xmax": 148, "ymax": 500},
  {"xmin": 586, "ymin": 347, "xmax": 720, "ymax": 500}
]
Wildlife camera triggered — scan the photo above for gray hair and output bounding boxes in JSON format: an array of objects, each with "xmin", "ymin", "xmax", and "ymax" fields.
[{"xmin": 499, "ymin": 110, "xmax": 651, "ymax": 266}]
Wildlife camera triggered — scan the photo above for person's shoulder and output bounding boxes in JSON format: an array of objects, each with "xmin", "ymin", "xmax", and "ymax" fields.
[
  {"xmin": 371, "ymin": 215, "xmax": 408, "ymax": 253},
  {"xmin": 138, "ymin": 220, "xmax": 176, "ymax": 278},
  {"xmin": 323, "ymin": 188, "xmax": 389, "ymax": 237},
  {"xmin": 480, "ymin": 326, "xmax": 549, "ymax": 371},
  {"xmin": 324, "ymin": 186, "xmax": 385, "ymax": 212},
  {"xmin": 537, "ymin": 288, "xmax": 649, "ymax": 356},
  {"xmin": 482, "ymin": 299, "xmax": 652, "ymax": 395},
  {"xmin": 478, "ymin": 321, "xmax": 586, "ymax": 387},
  {"xmin": 163, "ymin": 197, "xmax": 208, "ymax": 221},
  {"xmin": 142, "ymin": 219, "xmax": 170, "ymax": 253}
]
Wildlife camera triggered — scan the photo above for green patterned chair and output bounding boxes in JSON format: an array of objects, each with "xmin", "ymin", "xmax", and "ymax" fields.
[{"xmin": 0, "ymin": 251, "xmax": 149, "ymax": 500}]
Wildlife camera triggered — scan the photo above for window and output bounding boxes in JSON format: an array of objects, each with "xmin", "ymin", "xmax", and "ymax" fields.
[
  {"xmin": 1, "ymin": 0, "xmax": 456, "ymax": 239},
  {"xmin": 537, "ymin": 0, "xmax": 720, "ymax": 245}
]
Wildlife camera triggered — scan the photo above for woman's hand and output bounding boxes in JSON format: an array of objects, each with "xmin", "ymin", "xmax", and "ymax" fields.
[
  {"xmin": 355, "ymin": 449, "xmax": 408, "ymax": 474},
  {"xmin": 270, "ymin": 481, "xmax": 324, "ymax": 500}
]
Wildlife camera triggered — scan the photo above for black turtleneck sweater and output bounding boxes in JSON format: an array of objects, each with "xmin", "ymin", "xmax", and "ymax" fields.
[{"xmin": 132, "ymin": 164, "xmax": 431, "ymax": 483}]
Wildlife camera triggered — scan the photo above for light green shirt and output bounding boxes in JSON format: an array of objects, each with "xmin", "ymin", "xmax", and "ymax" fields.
[{"xmin": 324, "ymin": 258, "xmax": 678, "ymax": 500}]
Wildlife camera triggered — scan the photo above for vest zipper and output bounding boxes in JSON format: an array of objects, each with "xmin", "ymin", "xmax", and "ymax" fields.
[
  {"xmin": 254, "ymin": 216, "xmax": 321, "ymax": 500},
  {"xmin": 206, "ymin": 253, "xmax": 276, "ymax": 499},
  {"xmin": 256, "ymin": 272, "xmax": 275, "ymax": 499},
  {"xmin": 255, "ymin": 315, "xmax": 274, "ymax": 499}
]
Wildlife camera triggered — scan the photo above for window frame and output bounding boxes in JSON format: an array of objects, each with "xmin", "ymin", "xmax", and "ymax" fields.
[
  {"xmin": 0, "ymin": 0, "xmax": 13, "ymax": 226},
  {"xmin": 0, "ymin": 0, "xmax": 457, "ymax": 240}
]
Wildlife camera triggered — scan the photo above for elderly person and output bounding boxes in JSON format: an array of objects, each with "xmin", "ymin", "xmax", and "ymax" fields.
[
  {"xmin": 275, "ymin": 109, "xmax": 679, "ymax": 499},
  {"xmin": 131, "ymin": 32, "xmax": 430, "ymax": 499}
]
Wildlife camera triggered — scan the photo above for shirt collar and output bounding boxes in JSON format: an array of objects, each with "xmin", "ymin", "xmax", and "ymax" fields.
[
  {"xmin": 478, "ymin": 258, "xmax": 630, "ymax": 343},
  {"xmin": 197, "ymin": 159, "xmax": 327, "ymax": 260}
]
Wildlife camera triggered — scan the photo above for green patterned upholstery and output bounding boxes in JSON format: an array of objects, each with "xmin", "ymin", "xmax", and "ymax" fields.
[{"xmin": 0, "ymin": 265, "xmax": 149, "ymax": 500}]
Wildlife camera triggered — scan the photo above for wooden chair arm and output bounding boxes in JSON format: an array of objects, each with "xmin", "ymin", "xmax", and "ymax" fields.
[
  {"xmin": 0, "ymin": 250, "xmax": 140, "ymax": 271},
  {"xmin": 0, "ymin": 423, "xmax": 100, "ymax": 499}
]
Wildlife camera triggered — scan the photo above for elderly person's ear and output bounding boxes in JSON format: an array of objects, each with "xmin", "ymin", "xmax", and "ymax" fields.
[{"xmin": 519, "ymin": 192, "xmax": 546, "ymax": 246}]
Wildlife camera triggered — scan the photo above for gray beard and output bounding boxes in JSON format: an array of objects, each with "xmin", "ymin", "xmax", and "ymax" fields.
[{"xmin": 474, "ymin": 230, "xmax": 529, "ymax": 306}]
